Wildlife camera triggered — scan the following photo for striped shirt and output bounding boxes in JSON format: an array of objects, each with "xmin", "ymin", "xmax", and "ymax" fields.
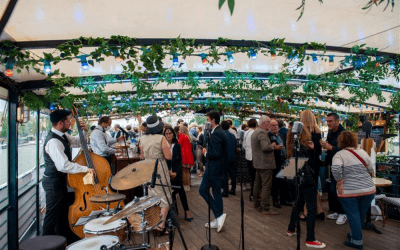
[{"xmin": 332, "ymin": 148, "xmax": 376, "ymax": 198}]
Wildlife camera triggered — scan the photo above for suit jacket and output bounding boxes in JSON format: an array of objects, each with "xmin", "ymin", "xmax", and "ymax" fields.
[
  {"xmin": 224, "ymin": 130, "xmax": 237, "ymax": 164},
  {"xmin": 166, "ymin": 143, "xmax": 183, "ymax": 186},
  {"xmin": 206, "ymin": 126, "xmax": 228, "ymax": 177},
  {"xmin": 278, "ymin": 127, "xmax": 288, "ymax": 150},
  {"xmin": 251, "ymin": 127, "xmax": 276, "ymax": 170}
]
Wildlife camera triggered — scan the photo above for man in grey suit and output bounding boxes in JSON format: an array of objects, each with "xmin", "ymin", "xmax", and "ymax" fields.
[{"xmin": 251, "ymin": 115, "xmax": 282, "ymax": 215}]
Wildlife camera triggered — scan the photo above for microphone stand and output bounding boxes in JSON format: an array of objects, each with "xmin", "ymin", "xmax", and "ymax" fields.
[
  {"xmin": 294, "ymin": 134, "xmax": 301, "ymax": 250},
  {"xmin": 238, "ymin": 138, "xmax": 245, "ymax": 250},
  {"xmin": 201, "ymin": 128, "xmax": 219, "ymax": 250}
]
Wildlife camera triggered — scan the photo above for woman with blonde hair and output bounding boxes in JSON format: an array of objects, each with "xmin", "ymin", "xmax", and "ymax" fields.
[
  {"xmin": 179, "ymin": 125, "xmax": 195, "ymax": 191},
  {"xmin": 286, "ymin": 126, "xmax": 326, "ymax": 248},
  {"xmin": 299, "ymin": 110, "xmax": 325, "ymax": 220}
]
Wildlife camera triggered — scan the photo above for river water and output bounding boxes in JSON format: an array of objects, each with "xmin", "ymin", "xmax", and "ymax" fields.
[{"xmin": 0, "ymin": 144, "xmax": 43, "ymax": 186}]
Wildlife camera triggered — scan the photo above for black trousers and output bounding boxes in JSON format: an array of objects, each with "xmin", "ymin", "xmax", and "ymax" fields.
[
  {"xmin": 172, "ymin": 184, "xmax": 190, "ymax": 212},
  {"xmin": 328, "ymin": 177, "xmax": 345, "ymax": 214},
  {"xmin": 223, "ymin": 162, "xmax": 237, "ymax": 193},
  {"xmin": 247, "ymin": 160, "xmax": 256, "ymax": 195},
  {"xmin": 288, "ymin": 187, "xmax": 317, "ymax": 242},
  {"xmin": 42, "ymin": 177, "xmax": 78, "ymax": 244},
  {"xmin": 271, "ymin": 167, "xmax": 289, "ymax": 203}
]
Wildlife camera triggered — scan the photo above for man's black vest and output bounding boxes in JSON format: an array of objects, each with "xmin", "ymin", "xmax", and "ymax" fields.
[{"xmin": 43, "ymin": 131, "xmax": 72, "ymax": 179}]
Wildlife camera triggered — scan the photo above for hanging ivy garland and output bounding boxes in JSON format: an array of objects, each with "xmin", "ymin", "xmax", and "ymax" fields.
[{"xmin": 0, "ymin": 36, "xmax": 399, "ymax": 116}]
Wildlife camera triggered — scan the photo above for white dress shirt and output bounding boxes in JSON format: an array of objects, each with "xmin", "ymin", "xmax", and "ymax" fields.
[
  {"xmin": 229, "ymin": 128, "xmax": 238, "ymax": 138},
  {"xmin": 243, "ymin": 129, "xmax": 254, "ymax": 161},
  {"xmin": 90, "ymin": 126, "xmax": 117, "ymax": 156},
  {"xmin": 44, "ymin": 128, "xmax": 88, "ymax": 174}
]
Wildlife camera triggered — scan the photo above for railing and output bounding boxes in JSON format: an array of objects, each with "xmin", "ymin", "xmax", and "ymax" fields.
[{"xmin": 0, "ymin": 165, "xmax": 45, "ymax": 250}]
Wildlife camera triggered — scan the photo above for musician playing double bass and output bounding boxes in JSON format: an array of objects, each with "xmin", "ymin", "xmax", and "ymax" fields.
[{"xmin": 42, "ymin": 109, "xmax": 95, "ymax": 243}]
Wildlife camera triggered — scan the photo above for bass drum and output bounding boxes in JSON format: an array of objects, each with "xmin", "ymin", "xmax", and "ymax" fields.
[{"xmin": 66, "ymin": 235, "xmax": 119, "ymax": 250}]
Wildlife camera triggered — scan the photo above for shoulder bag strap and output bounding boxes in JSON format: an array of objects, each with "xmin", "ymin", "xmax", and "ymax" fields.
[{"xmin": 345, "ymin": 149, "xmax": 366, "ymax": 167}]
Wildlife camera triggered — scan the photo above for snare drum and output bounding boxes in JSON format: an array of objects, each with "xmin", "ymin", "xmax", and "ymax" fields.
[
  {"xmin": 84, "ymin": 216, "xmax": 127, "ymax": 243},
  {"xmin": 66, "ymin": 235, "xmax": 119, "ymax": 250},
  {"xmin": 126, "ymin": 196, "xmax": 163, "ymax": 232}
]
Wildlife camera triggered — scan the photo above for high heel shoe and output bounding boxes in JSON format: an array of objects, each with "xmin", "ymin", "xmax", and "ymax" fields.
[
  {"xmin": 316, "ymin": 212, "xmax": 325, "ymax": 221},
  {"xmin": 184, "ymin": 212, "xmax": 193, "ymax": 222},
  {"xmin": 249, "ymin": 195, "xmax": 254, "ymax": 202},
  {"xmin": 184, "ymin": 216, "xmax": 193, "ymax": 222}
]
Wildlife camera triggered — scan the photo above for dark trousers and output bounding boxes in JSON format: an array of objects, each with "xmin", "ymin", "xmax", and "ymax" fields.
[
  {"xmin": 247, "ymin": 160, "xmax": 256, "ymax": 195},
  {"xmin": 271, "ymin": 168, "xmax": 288, "ymax": 203},
  {"xmin": 253, "ymin": 169, "xmax": 273, "ymax": 211},
  {"xmin": 42, "ymin": 177, "xmax": 77, "ymax": 244},
  {"xmin": 223, "ymin": 162, "xmax": 237, "ymax": 193},
  {"xmin": 328, "ymin": 177, "xmax": 345, "ymax": 214},
  {"xmin": 288, "ymin": 187, "xmax": 318, "ymax": 242},
  {"xmin": 172, "ymin": 184, "xmax": 190, "ymax": 212},
  {"xmin": 339, "ymin": 194, "xmax": 375, "ymax": 246},
  {"xmin": 199, "ymin": 173, "xmax": 223, "ymax": 218}
]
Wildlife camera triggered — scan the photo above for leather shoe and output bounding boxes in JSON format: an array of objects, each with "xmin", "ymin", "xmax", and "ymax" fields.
[
  {"xmin": 273, "ymin": 202, "xmax": 282, "ymax": 209},
  {"xmin": 228, "ymin": 190, "xmax": 236, "ymax": 195},
  {"xmin": 222, "ymin": 193, "xmax": 229, "ymax": 198}
]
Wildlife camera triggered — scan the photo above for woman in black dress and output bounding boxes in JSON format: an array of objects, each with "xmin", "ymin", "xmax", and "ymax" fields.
[{"xmin": 163, "ymin": 126, "xmax": 193, "ymax": 221}]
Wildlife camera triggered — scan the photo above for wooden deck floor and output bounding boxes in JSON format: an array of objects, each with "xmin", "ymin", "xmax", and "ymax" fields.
[{"xmin": 128, "ymin": 175, "xmax": 400, "ymax": 250}]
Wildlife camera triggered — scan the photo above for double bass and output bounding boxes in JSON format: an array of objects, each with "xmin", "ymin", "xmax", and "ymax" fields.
[{"xmin": 67, "ymin": 107, "xmax": 123, "ymax": 238}]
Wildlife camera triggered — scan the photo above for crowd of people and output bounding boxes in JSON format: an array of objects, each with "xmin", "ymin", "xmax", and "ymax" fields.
[{"xmin": 42, "ymin": 110, "xmax": 376, "ymax": 249}]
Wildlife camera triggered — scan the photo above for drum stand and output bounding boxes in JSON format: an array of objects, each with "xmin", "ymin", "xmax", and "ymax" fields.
[{"xmin": 154, "ymin": 169, "xmax": 188, "ymax": 250}]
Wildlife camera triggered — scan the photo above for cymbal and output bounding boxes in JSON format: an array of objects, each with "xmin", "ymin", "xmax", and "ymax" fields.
[
  {"xmin": 104, "ymin": 196, "xmax": 161, "ymax": 225},
  {"xmin": 111, "ymin": 159, "xmax": 156, "ymax": 190},
  {"xmin": 89, "ymin": 193, "xmax": 126, "ymax": 203}
]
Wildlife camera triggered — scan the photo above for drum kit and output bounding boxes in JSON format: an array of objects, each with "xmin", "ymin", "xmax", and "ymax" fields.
[{"xmin": 67, "ymin": 160, "xmax": 169, "ymax": 250}]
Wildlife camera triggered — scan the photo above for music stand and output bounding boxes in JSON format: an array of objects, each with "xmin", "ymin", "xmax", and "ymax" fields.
[{"xmin": 276, "ymin": 157, "xmax": 309, "ymax": 179}]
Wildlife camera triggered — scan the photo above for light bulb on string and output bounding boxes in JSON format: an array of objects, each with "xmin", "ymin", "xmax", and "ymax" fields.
[
  {"xmin": 226, "ymin": 52, "xmax": 234, "ymax": 64},
  {"xmin": 5, "ymin": 62, "xmax": 13, "ymax": 77},
  {"xmin": 311, "ymin": 53, "xmax": 318, "ymax": 64},
  {"xmin": 389, "ymin": 59, "xmax": 395, "ymax": 70},
  {"xmin": 113, "ymin": 50, "xmax": 123, "ymax": 63},
  {"xmin": 328, "ymin": 55, "xmax": 334, "ymax": 66},
  {"xmin": 249, "ymin": 49, "xmax": 257, "ymax": 61},
  {"xmin": 49, "ymin": 102, "xmax": 56, "ymax": 111},
  {"xmin": 43, "ymin": 60, "xmax": 52, "ymax": 75},
  {"xmin": 199, "ymin": 53, "xmax": 208, "ymax": 65},
  {"xmin": 270, "ymin": 49, "xmax": 276, "ymax": 60},
  {"xmin": 172, "ymin": 54, "xmax": 179, "ymax": 67},
  {"xmin": 79, "ymin": 55, "xmax": 90, "ymax": 71}
]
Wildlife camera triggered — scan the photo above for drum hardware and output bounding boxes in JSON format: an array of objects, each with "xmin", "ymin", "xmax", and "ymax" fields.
[
  {"xmin": 151, "ymin": 159, "xmax": 188, "ymax": 250},
  {"xmin": 83, "ymin": 216, "xmax": 128, "ymax": 243},
  {"xmin": 89, "ymin": 194, "xmax": 126, "ymax": 216}
]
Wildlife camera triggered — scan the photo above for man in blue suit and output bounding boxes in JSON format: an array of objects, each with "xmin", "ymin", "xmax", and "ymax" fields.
[
  {"xmin": 200, "ymin": 111, "xmax": 228, "ymax": 233},
  {"xmin": 221, "ymin": 120, "xmax": 237, "ymax": 196}
]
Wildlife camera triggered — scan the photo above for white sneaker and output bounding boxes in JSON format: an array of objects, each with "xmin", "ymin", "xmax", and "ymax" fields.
[
  {"xmin": 205, "ymin": 219, "xmax": 218, "ymax": 229},
  {"xmin": 336, "ymin": 214, "xmax": 347, "ymax": 225},
  {"xmin": 217, "ymin": 213, "xmax": 227, "ymax": 233},
  {"xmin": 326, "ymin": 212, "xmax": 338, "ymax": 220}
]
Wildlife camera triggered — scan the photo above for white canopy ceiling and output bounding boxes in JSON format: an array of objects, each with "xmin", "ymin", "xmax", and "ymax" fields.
[{"xmin": 0, "ymin": 0, "xmax": 399, "ymax": 111}]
